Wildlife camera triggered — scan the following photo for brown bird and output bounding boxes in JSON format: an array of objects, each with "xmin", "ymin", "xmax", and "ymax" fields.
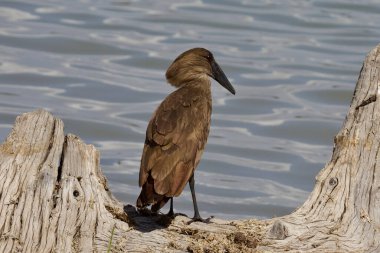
[{"xmin": 136, "ymin": 48, "xmax": 235, "ymax": 221}]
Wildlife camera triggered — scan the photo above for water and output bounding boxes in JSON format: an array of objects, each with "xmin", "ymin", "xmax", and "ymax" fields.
[{"xmin": 0, "ymin": 0, "xmax": 379, "ymax": 220}]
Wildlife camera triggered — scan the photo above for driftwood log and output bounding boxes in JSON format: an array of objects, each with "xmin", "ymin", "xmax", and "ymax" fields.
[{"xmin": 1, "ymin": 44, "xmax": 380, "ymax": 253}]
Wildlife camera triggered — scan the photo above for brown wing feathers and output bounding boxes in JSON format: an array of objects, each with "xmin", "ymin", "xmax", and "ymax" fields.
[{"xmin": 136, "ymin": 86, "xmax": 210, "ymax": 210}]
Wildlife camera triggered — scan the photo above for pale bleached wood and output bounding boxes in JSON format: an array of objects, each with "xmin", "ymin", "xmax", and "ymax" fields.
[
  {"xmin": 0, "ymin": 109, "xmax": 64, "ymax": 253},
  {"xmin": 1, "ymin": 44, "xmax": 380, "ymax": 253},
  {"xmin": 258, "ymin": 43, "xmax": 380, "ymax": 253},
  {"xmin": 0, "ymin": 110, "xmax": 129, "ymax": 253}
]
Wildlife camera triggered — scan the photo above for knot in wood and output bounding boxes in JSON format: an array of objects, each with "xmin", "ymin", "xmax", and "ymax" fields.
[
  {"xmin": 329, "ymin": 177, "xmax": 338, "ymax": 187},
  {"xmin": 73, "ymin": 190, "xmax": 80, "ymax": 197}
]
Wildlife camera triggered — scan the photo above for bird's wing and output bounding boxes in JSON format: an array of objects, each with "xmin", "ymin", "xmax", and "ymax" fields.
[{"xmin": 138, "ymin": 87, "xmax": 210, "ymax": 196}]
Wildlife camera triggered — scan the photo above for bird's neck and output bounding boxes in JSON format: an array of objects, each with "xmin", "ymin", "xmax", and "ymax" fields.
[{"xmin": 182, "ymin": 78, "xmax": 211, "ymax": 93}]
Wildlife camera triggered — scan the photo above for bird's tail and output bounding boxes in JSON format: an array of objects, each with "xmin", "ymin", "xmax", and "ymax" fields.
[{"xmin": 136, "ymin": 175, "xmax": 170, "ymax": 212}]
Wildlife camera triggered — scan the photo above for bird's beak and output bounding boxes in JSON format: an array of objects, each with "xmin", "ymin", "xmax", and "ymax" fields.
[{"xmin": 211, "ymin": 60, "xmax": 236, "ymax": 95}]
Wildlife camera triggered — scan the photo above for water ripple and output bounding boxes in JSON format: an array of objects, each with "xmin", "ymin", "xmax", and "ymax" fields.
[{"xmin": 0, "ymin": 0, "xmax": 378, "ymax": 219}]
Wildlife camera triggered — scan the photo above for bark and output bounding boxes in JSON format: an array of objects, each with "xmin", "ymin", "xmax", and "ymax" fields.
[{"xmin": 1, "ymin": 43, "xmax": 380, "ymax": 252}]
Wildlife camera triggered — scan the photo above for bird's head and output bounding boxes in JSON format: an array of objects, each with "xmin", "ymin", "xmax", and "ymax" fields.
[{"xmin": 165, "ymin": 48, "xmax": 235, "ymax": 95}]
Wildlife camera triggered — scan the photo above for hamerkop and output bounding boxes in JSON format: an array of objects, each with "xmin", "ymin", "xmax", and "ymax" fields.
[{"xmin": 136, "ymin": 48, "xmax": 235, "ymax": 221}]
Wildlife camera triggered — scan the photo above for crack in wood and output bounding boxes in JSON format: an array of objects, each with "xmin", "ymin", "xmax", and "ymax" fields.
[
  {"xmin": 57, "ymin": 136, "xmax": 66, "ymax": 183},
  {"xmin": 3, "ymin": 43, "xmax": 380, "ymax": 252},
  {"xmin": 356, "ymin": 95, "xmax": 377, "ymax": 109}
]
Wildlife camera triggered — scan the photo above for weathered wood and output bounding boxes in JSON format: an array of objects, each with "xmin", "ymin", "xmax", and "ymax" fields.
[
  {"xmin": 260, "ymin": 43, "xmax": 380, "ymax": 253},
  {"xmin": 1, "ymin": 43, "xmax": 380, "ymax": 252},
  {"xmin": 0, "ymin": 111, "xmax": 129, "ymax": 253}
]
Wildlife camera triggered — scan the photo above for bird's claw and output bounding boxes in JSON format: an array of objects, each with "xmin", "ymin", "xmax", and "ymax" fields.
[
  {"xmin": 187, "ymin": 215, "xmax": 214, "ymax": 224},
  {"xmin": 166, "ymin": 212, "xmax": 188, "ymax": 219},
  {"xmin": 166, "ymin": 210, "xmax": 174, "ymax": 218}
]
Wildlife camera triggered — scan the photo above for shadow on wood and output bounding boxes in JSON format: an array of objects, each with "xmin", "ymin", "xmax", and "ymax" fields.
[
  {"xmin": 123, "ymin": 204, "xmax": 176, "ymax": 232},
  {"xmin": 1, "ymin": 44, "xmax": 380, "ymax": 252}
]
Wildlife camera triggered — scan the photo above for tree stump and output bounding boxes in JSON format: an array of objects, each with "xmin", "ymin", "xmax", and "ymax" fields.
[{"xmin": 1, "ymin": 43, "xmax": 380, "ymax": 252}]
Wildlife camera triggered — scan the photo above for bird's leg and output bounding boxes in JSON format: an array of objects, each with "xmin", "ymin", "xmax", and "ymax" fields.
[
  {"xmin": 164, "ymin": 197, "xmax": 188, "ymax": 219},
  {"xmin": 188, "ymin": 173, "xmax": 213, "ymax": 224},
  {"xmin": 189, "ymin": 173, "xmax": 201, "ymax": 220},
  {"xmin": 166, "ymin": 197, "xmax": 174, "ymax": 217}
]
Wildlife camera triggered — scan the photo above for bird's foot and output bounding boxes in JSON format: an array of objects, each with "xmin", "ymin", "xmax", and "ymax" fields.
[
  {"xmin": 166, "ymin": 209, "xmax": 174, "ymax": 218},
  {"xmin": 176, "ymin": 212, "xmax": 188, "ymax": 217},
  {"xmin": 187, "ymin": 215, "xmax": 214, "ymax": 224},
  {"xmin": 156, "ymin": 211, "xmax": 189, "ymax": 227},
  {"xmin": 166, "ymin": 211, "xmax": 188, "ymax": 219}
]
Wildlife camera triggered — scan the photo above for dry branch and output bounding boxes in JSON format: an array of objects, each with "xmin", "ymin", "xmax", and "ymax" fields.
[{"xmin": 1, "ymin": 43, "xmax": 380, "ymax": 252}]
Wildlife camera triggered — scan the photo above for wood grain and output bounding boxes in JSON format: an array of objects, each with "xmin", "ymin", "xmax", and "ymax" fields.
[{"xmin": 1, "ymin": 43, "xmax": 380, "ymax": 252}]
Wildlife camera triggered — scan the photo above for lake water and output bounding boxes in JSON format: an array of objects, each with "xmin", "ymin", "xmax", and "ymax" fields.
[{"xmin": 0, "ymin": 0, "xmax": 379, "ymax": 220}]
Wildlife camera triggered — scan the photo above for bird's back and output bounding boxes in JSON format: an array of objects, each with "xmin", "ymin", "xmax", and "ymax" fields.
[{"xmin": 137, "ymin": 83, "xmax": 211, "ymax": 210}]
